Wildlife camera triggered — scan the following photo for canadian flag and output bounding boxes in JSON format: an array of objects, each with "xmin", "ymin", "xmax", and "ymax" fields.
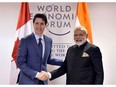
[
  {"xmin": 76, "ymin": 2, "xmax": 93, "ymax": 43},
  {"xmin": 10, "ymin": 2, "xmax": 32, "ymax": 84}
]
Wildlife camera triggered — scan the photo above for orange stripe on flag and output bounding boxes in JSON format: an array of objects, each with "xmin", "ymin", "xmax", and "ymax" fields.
[{"xmin": 77, "ymin": 2, "xmax": 93, "ymax": 43}]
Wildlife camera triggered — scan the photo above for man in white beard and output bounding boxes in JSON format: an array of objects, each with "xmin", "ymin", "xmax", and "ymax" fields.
[
  {"xmin": 74, "ymin": 26, "xmax": 87, "ymax": 46},
  {"xmin": 39, "ymin": 26, "xmax": 104, "ymax": 84}
]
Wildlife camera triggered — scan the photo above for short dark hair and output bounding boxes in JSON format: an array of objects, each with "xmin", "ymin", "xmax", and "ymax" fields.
[{"xmin": 33, "ymin": 13, "xmax": 48, "ymax": 25}]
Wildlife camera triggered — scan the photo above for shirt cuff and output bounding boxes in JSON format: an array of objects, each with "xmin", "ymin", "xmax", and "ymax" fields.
[
  {"xmin": 47, "ymin": 72, "xmax": 52, "ymax": 79},
  {"xmin": 35, "ymin": 72, "xmax": 40, "ymax": 78}
]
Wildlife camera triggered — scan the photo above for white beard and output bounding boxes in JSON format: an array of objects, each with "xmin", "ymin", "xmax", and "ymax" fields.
[{"xmin": 75, "ymin": 37, "xmax": 87, "ymax": 46}]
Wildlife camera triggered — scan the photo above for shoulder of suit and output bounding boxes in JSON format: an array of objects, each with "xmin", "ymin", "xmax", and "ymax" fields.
[
  {"xmin": 68, "ymin": 44, "xmax": 77, "ymax": 50},
  {"xmin": 20, "ymin": 33, "xmax": 33, "ymax": 41},
  {"xmin": 44, "ymin": 35, "xmax": 52, "ymax": 41},
  {"xmin": 87, "ymin": 42, "xmax": 99, "ymax": 49}
]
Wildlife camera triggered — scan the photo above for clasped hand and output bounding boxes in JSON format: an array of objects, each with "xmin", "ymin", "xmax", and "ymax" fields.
[{"xmin": 37, "ymin": 71, "xmax": 49, "ymax": 81}]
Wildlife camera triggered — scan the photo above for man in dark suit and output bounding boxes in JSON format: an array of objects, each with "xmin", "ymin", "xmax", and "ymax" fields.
[
  {"xmin": 39, "ymin": 26, "xmax": 104, "ymax": 84},
  {"xmin": 16, "ymin": 13, "xmax": 63, "ymax": 84}
]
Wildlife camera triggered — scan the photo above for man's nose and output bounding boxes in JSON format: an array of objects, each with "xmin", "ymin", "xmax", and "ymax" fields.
[{"xmin": 38, "ymin": 24, "xmax": 41, "ymax": 28}]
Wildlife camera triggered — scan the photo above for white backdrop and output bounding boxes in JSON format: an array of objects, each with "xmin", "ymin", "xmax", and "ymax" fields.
[{"xmin": 0, "ymin": 2, "xmax": 116, "ymax": 84}]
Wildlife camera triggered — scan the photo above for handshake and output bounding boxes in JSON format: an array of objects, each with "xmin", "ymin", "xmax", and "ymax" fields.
[{"xmin": 37, "ymin": 71, "xmax": 51, "ymax": 81}]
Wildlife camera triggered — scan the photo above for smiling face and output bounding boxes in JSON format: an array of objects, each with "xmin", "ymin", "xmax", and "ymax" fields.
[
  {"xmin": 74, "ymin": 27, "xmax": 87, "ymax": 46},
  {"xmin": 33, "ymin": 18, "xmax": 47, "ymax": 36}
]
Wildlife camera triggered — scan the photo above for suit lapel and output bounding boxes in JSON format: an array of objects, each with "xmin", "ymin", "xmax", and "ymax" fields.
[
  {"xmin": 30, "ymin": 33, "xmax": 40, "ymax": 55},
  {"xmin": 83, "ymin": 42, "xmax": 91, "ymax": 52},
  {"xmin": 30, "ymin": 34, "xmax": 50, "ymax": 64},
  {"xmin": 43, "ymin": 35, "xmax": 50, "ymax": 63}
]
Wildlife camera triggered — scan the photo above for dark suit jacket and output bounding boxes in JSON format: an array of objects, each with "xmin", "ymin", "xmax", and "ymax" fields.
[
  {"xmin": 50, "ymin": 41, "xmax": 104, "ymax": 84},
  {"xmin": 16, "ymin": 33, "xmax": 63, "ymax": 84}
]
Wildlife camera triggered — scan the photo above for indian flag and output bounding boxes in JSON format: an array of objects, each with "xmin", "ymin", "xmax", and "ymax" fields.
[{"xmin": 76, "ymin": 2, "xmax": 93, "ymax": 43}]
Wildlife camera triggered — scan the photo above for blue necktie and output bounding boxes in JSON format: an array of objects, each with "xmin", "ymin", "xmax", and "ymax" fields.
[
  {"xmin": 38, "ymin": 38, "xmax": 43, "ymax": 59},
  {"xmin": 39, "ymin": 38, "xmax": 46, "ymax": 72}
]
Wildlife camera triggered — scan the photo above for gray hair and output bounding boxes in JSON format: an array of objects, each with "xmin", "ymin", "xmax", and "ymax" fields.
[{"xmin": 74, "ymin": 26, "xmax": 88, "ymax": 35}]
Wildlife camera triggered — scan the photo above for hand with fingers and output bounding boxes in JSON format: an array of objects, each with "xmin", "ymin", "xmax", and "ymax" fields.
[{"xmin": 37, "ymin": 71, "xmax": 49, "ymax": 81}]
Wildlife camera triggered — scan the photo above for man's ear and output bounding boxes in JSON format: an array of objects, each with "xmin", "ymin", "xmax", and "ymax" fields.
[
  {"xmin": 46, "ymin": 23, "xmax": 48, "ymax": 27},
  {"xmin": 86, "ymin": 34, "xmax": 88, "ymax": 38}
]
